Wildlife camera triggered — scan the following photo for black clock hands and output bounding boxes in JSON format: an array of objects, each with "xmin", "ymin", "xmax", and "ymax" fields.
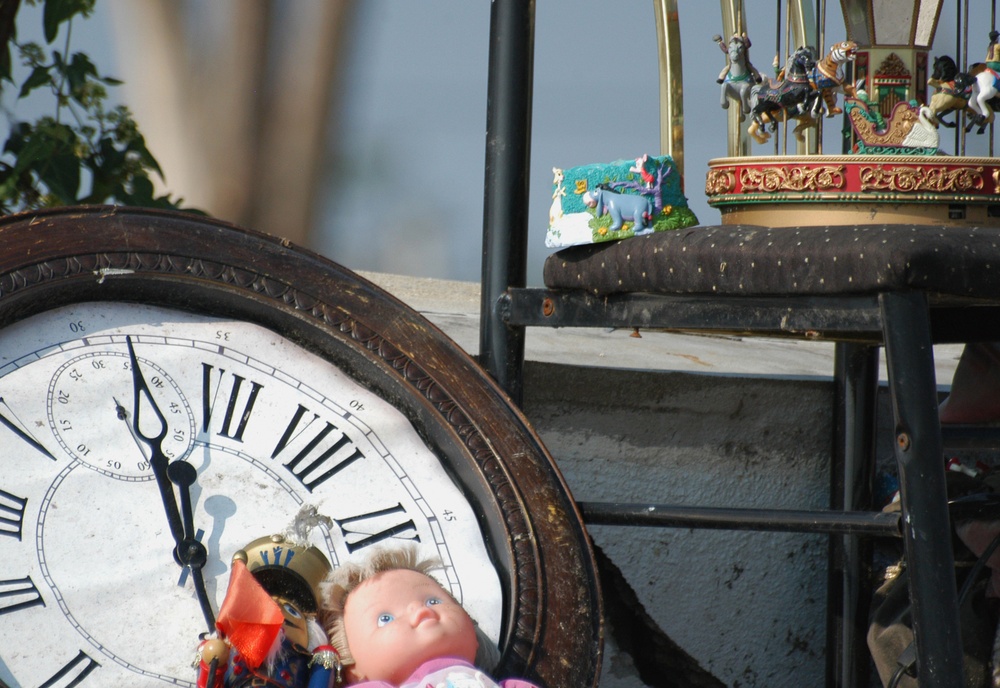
[
  {"xmin": 124, "ymin": 336, "xmax": 215, "ymax": 631},
  {"xmin": 125, "ymin": 336, "xmax": 185, "ymax": 548},
  {"xmin": 169, "ymin": 460, "xmax": 216, "ymax": 632}
]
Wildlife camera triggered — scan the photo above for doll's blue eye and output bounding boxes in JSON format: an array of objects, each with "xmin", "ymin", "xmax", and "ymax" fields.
[
  {"xmin": 426, "ymin": 597, "xmax": 442, "ymax": 606},
  {"xmin": 377, "ymin": 613, "xmax": 394, "ymax": 627}
]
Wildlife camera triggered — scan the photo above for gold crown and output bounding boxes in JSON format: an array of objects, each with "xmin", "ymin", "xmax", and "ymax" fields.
[{"xmin": 233, "ymin": 534, "xmax": 332, "ymax": 613}]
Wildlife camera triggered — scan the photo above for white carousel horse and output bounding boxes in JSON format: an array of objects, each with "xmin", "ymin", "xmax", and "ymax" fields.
[{"xmin": 967, "ymin": 65, "xmax": 1000, "ymax": 134}]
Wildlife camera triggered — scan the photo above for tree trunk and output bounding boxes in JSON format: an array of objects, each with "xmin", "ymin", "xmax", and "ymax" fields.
[{"xmin": 107, "ymin": 0, "xmax": 356, "ymax": 247}]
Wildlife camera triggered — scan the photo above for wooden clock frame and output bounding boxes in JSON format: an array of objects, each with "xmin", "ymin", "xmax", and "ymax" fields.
[{"xmin": 0, "ymin": 205, "xmax": 602, "ymax": 688}]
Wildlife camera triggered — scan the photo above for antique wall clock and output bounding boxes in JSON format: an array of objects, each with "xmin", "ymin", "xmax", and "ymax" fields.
[{"xmin": 0, "ymin": 206, "xmax": 601, "ymax": 688}]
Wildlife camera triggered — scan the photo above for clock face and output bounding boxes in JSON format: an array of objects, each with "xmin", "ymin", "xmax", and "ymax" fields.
[
  {"xmin": 0, "ymin": 302, "xmax": 502, "ymax": 686},
  {"xmin": 0, "ymin": 206, "xmax": 601, "ymax": 688}
]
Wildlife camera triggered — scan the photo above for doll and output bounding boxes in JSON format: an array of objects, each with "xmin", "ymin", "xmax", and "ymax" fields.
[
  {"xmin": 195, "ymin": 523, "xmax": 341, "ymax": 688},
  {"xmin": 321, "ymin": 545, "xmax": 540, "ymax": 688}
]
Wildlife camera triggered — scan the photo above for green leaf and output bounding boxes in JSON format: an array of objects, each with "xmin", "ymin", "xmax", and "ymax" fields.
[
  {"xmin": 3, "ymin": 122, "xmax": 30, "ymax": 155},
  {"xmin": 0, "ymin": 45, "xmax": 13, "ymax": 84},
  {"xmin": 125, "ymin": 174, "xmax": 154, "ymax": 204},
  {"xmin": 128, "ymin": 137, "xmax": 163, "ymax": 177},
  {"xmin": 65, "ymin": 51, "xmax": 97, "ymax": 92},
  {"xmin": 37, "ymin": 149, "xmax": 81, "ymax": 201},
  {"xmin": 10, "ymin": 120, "xmax": 80, "ymax": 202},
  {"xmin": 42, "ymin": 0, "xmax": 95, "ymax": 43},
  {"xmin": 10, "ymin": 128, "xmax": 58, "ymax": 173},
  {"xmin": 18, "ymin": 65, "xmax": 52, "ymax": 98}
]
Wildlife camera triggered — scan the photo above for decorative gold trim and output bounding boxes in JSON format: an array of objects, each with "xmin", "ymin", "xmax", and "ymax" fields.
[
  {"xmin": 874, "ymin": 52, "xmax": 910, "ymax": 79},
  {"xmin": 860, "ymin": 165, "xmax": 985, "ymax": 193},
  {"xmin": 708, "ymin": 192, "xmax": 994, "ymax": 205},
  {"xmin": 710, "ymin": 154, "xmax": 1000, "ymax": 165},
  {"xmin": 739, "ymin": 165, "xmax": 846, "ymax": 193},
  {"xmin": 705, "ymin": 169, "xmax": 737, "ymax": 195}
]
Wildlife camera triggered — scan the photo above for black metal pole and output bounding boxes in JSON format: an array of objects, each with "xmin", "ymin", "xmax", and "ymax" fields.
[
  {"xmin": 578, "ymin": 502, "xmax": 899, "ymax": 536},
  {"xmin": 480, "ymin": 0, "xmax": 535, "ymax": 404},
  {"xmin": 827, "ymin": 343, "xmax": 878, "ymax": 688},
  {"xmin": 880, "ymin": 292, "xmax": 964, "ymax": 688}
]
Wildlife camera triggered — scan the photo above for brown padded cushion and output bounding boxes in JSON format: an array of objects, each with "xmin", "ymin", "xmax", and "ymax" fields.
[{"xmin": 543, "ymin": 224, "xmax": 1000, "ymax": 298}]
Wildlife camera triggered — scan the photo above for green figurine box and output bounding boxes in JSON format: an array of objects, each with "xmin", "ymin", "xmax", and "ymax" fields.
[{"xmin": 545, "ymin": 154, "xmax": 698, "ymax": 249}]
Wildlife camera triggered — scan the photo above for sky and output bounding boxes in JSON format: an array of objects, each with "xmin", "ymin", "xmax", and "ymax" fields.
[{"xmin": 4, "ymin": 1, "xmax": 998, "ymax": 285}]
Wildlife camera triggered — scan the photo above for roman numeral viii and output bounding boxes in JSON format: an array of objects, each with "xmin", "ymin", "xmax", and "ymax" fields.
[
  {"xmin": 272, "ymin": 405, "xmax": 366, "ymax": 492},
  {"xmin": 39, "ymin": 649, "xmax": 100, "ymax": 687},
  {"xmin": 202, "ymin": 364, "xmax": 264, "ymax": 442}
]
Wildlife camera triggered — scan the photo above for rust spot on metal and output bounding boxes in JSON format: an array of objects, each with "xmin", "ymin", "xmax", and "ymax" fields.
[{"xmin": 542, "ymin": 298, "xmax": 555, "ymax": 317}]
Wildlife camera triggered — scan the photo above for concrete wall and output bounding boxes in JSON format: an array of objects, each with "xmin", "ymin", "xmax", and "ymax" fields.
[{"xmin": 523, "ymin": 362, "xmax": 835, "ymax": 687}]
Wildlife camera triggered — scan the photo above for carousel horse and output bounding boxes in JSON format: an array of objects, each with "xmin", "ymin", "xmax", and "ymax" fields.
[
  {"xmin": 966, "ymin": 62, "xmax": 1000, "ymax": 134},
  {"xmin": 747, "ymin": 46, "xmax": 820, "ymax": 144},
  {"xmin": 927, "ymin": 55, "xmax": 975, "ymax": 128},
  {"xmin": 716, "ymin": 32, "xmax": 761, "ymax": 118},
  {"xmin": 810, "ymin": 40, "xmax": 858, "ymax": 116}
]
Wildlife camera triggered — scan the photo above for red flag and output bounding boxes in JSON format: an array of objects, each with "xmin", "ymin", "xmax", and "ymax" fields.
[{"xmin": 216, "ymin": 560, "xmax": 284, "ymax": 668}]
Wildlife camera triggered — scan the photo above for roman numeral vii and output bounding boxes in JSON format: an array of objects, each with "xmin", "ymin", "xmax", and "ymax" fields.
[{"xmin": 201, "ymin": 364, "xmax": 264, "ymax": 442}]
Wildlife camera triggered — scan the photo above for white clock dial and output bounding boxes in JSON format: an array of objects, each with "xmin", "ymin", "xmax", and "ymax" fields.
[{"xmin": 0, "ymin": 302, "xmax": 501, "ymax": 688}]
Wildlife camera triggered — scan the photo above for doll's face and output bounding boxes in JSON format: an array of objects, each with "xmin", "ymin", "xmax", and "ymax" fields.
[{"xmin": 342, "ymin": 568, "xmax": 478, "ymax": 685}]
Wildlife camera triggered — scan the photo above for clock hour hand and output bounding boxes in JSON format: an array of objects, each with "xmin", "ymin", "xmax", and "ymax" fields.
[
  {"xmin": 125, "ymin": 336, "xmax": 185, "ymax": 548},
  {"xmin": 168, "ymin": 460, "xmax": 216, "ymax": 632}
]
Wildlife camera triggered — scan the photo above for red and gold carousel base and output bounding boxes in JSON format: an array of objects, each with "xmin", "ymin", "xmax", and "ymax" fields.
[{"xmin": 706, "ymin": 155, "xmax": 1000, "ymax": 226}]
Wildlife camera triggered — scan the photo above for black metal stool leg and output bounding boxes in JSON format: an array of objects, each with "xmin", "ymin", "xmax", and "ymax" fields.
[
  {"xmin": 828, "ymin": 342, "xmax": 879, "ymax": 688},
  {"xmin": 879, "ymin": 292, "xmax": 963, "ymax": 687}
]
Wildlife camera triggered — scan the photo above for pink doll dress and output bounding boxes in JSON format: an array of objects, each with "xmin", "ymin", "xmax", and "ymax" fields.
[{"xmin": 348, "ymin": 658, "xmax": 540, "ymax": 688}]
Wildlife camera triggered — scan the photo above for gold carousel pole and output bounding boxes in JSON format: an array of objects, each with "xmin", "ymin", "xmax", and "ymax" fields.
[
  {"xmin": 818, "ymin": 0, "xmax": 826, "ymax": 154},
  {"xmin": 718, "ymin": 0, "xmax": 752, "ymax": 157},
  {"xmin": 955, "ymin": 0, "xmax": 969, "ymax": 155},
  {"xmin": 654, "ymin": 0, "xmax": 685, "ymax": 174},
  {"xmin": 786, "ymin": 0, "xmax": 819, "ymax": 154}
]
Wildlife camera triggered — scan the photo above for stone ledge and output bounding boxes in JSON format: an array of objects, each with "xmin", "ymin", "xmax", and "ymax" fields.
[{"xmin": 359, "ymin": 271, "xmax": 962, "ymax": 383}]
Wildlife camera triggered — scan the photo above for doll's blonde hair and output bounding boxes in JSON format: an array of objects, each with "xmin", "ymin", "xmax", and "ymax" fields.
[{"xmin": 320, "ymin": 544, "xmax": 499, "ymax": 674}]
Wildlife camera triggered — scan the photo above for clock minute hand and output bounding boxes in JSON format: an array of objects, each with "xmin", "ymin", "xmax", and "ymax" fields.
[
  {"xmin": 168, "ymin": 460, "xmax": 216, "ymax": 632},
  {"xmin": 125, "ymin": 336, "xmax": 184, "ymax": 548}
]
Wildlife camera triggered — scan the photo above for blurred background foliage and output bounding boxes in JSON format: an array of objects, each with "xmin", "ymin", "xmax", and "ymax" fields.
[{"xmin": 0, "ymin": 0, "xmax": 183, "ymax": 214}]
